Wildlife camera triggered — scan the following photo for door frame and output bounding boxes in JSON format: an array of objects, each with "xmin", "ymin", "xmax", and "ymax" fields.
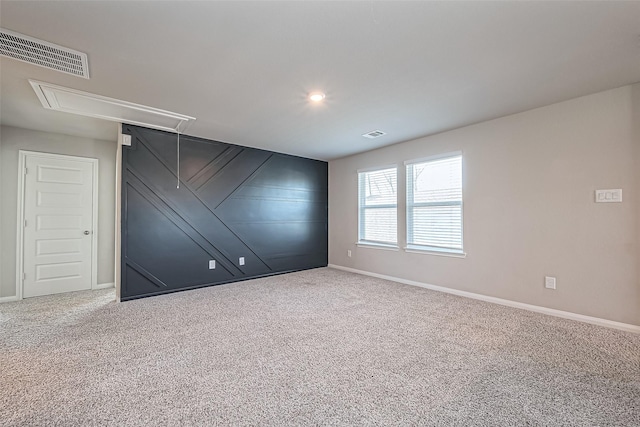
[{"xmin": 15, "ymin": 150, "xmax": 99, "ymax": 300}]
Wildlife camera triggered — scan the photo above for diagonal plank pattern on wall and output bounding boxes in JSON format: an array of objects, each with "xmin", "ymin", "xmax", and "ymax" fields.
[{"xmin": 121, "ymin": 125, "xmax": 328, "ymax": 300}]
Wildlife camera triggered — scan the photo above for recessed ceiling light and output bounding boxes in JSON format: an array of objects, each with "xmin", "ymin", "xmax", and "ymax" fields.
[{"xmin": 309, "ymin": 92, "xmax": 325, "ymax": 102}]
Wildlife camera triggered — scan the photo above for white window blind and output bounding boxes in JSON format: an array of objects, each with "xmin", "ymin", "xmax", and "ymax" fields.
[
  {"xmin": 406, "ymin": 155, "xmax": 463, "ymax": 252},
  {"xmin": 358, "ymin": 167, "xmax": 397, "ymax": 245}
]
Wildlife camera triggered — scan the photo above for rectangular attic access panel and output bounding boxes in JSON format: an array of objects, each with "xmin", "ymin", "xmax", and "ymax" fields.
[{"xmin": 120, "ymin": 125, "xmax": 328, "ymax": 300}]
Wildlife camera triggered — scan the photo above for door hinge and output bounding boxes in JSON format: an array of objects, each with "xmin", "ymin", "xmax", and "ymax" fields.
[
  {"xmin": 24, "ymin": 219, "xmax": 27, "ymax": 227},
  {"xmin": 24, "ymin": 167, "xmax": 28, "ymax": 175},
  {"xmin": 23, "ymin": 272, "xmax": 26, "ymax": 280}
]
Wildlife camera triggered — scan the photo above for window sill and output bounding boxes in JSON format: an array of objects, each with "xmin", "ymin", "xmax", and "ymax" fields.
[
  {"xmin": 404, "ymin": 246, "xmax": 466, "ymax": 258},
  {"xmin": 356, "ymin": 242, "xmax": 400, "ymax": 251}
]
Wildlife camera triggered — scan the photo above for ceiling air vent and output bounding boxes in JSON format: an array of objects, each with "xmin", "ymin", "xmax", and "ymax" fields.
[
  {"xmin": 362, "ymin": 130, "xmax": 386, "ymax": 139},
  {"xmin": 0, "ymin": 28, "xmax": 90, "ymax": 79}
]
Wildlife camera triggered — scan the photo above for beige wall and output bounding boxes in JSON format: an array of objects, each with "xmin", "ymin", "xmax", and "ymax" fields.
[
  {"xmin": 0, "ymin": 126, "xmax": 117, "ymax": 298},
  {"xmin": 329, "ymin": 84, "xmax": 640, "ymax": 326}
]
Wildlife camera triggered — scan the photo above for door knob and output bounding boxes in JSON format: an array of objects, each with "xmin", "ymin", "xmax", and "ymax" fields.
[{"xmin": 84, "ymin": 230, "xmax": 90, "ymax": 235}]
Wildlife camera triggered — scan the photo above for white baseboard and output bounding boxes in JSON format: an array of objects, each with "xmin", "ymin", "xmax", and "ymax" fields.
[
  {"xmin": 328, "ymin": 264, "xmax": 640, "ymax": 334},
  {"xmin": 1, "ymin": 283, "xmax": 114, "ymax": 303},
  {"xmin": 95, "ymin": 282, "xmax": 115, "ymax": 290}
]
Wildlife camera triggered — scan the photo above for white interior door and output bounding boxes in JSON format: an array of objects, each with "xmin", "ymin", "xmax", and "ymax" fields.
[{"xmin": 22, "ymin": 153, "xmax": 96, "ymax": 298}]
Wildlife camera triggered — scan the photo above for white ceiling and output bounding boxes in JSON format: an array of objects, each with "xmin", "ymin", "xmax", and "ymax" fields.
[{"xmin": 1, "ymin": 1, "xmax": 639, "ymax": 161}]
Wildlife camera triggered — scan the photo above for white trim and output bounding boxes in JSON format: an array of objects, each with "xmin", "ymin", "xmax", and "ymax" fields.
[
  {"xmin": 356, "ymin": 242, "xmax": 399, "ymax": 251},
  {"xmin": 404, "ymin": 150, "xmax": 462, "ymax": 165},
  {"xmin": 15, "ymin": 152, "xmax": 26, "ymax": 301},
  {"xmin": 327, "ymin": 264, "xmax": 640, "ymax": 334},
  {"xmin": 90, "ymin": 160, "xmax": 99, "ymax": 290},
  {"xmin": 0, "ymin": 295, "xmax": 20, "ymax": 303},
  {"xmin": 16, "ymin": 151, "xmax": 100, "ymax": 300},
  {"xmin": 115, "ymin": 124, "xmax": 123, "ymax": 302},
  {"xmin": 95, "ymin": 282, "xmax": 115, "ymax": 290},
  {"xmin": 404, "ymin": 246, "xmax": 466, "ymax": 258}
]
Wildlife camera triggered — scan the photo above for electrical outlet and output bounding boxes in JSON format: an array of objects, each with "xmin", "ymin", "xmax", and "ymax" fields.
[
  {"xmin": 347, "ymin": 250, "xmax": 352, "ymax": 257},
  {"xmin": 239, "ymin": 257, "xmax": 245, "ymax": 266},
  {"xmin": 545, "ymin": 276, "xmax": 556, "ymax": 290},
  {"xmin": 209, "ymin": 260, "xmax": 216, "ymax": 269}
]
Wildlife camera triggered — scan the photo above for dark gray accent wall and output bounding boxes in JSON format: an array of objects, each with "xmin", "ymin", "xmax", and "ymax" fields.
[{"xmin": 121, "ymin": 125, "xmax": 327, "ymax": 300}]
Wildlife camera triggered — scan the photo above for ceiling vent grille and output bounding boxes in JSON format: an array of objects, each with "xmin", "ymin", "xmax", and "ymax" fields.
[
  {"xmin": 0, "ymin": 28, "xmax": 90, "ymax": 79},
  {"xmin": 362, "ymin": 130, "xmax": 386, "ymax": 139}
]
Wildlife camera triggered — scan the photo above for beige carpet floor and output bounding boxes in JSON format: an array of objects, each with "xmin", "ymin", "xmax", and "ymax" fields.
[{"xmin": 1, "ymin": 267, "xmax": 639, "ymax": 426}]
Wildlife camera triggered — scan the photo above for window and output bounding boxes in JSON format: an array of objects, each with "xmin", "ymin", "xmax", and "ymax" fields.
[
  {"xmin": 358, "ymin": 167, "xmax": 397, "ymax": 246},
  {"xmin": 406, "ymin": 154, "xmax": 463, "ymax": 254}
]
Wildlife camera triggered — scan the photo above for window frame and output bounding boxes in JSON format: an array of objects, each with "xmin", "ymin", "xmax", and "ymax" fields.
[
  {"xmin": 357, "ymin": 165, "xmax": 399, "ymax": 249},
  {"xmin": 405, "ymin": 152, "xmax": 465, "ymax": 257}
]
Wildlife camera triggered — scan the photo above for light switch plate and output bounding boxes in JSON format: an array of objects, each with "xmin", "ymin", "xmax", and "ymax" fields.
[
  {"xmin": 595, "ymin": 189, "xmax": 622, "ymax": 203},
  {"xmin": 239, "ymin": 257, "xmax": 245, "ymax": 266},
  {"xmin": 545, "ymin": 276, "xmax": 556, "ymax": 290},
  {"xmin": 209, "ymin": 260, "xmax": 216, "ymax": 269}
]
